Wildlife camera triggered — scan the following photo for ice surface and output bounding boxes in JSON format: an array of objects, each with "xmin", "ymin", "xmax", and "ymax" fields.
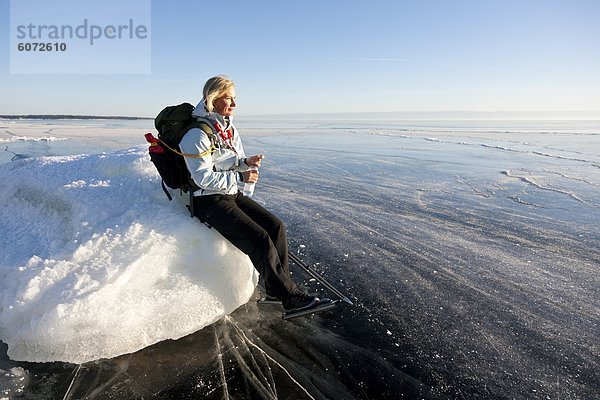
[
  {"xmin": 1, "ymin": 118, "xmax": 599, "ymax": 399},
  {"xmin": 0, "ymin": 147, "xmax": 258, "ymax": 364},
  {"xmin": 0, "ymin": 366, "xmax": 28, "ymax": 399}
]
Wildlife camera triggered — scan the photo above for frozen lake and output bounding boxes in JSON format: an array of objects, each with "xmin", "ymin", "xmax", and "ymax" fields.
[{"xmin": 1, "ymin": 117, "xmax": 598, "ymax": 399}]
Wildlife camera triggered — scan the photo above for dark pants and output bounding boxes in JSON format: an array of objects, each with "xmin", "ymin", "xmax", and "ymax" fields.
[{"xmin": 192, "ymin": 192, "xmax": 297, "ymax": 299}]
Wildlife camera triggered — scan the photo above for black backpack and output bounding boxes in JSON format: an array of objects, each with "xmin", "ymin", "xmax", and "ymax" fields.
[{"xmin": 145, "ymin": 102, "xmax": 216, "ymax": 216}]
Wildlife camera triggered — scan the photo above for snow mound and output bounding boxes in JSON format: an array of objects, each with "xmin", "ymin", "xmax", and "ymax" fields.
[{"xmin": 0, "ymin": 147, "xmax": 258, "ymax": 364}]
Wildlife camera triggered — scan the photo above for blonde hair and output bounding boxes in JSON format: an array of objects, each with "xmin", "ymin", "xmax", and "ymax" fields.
[{"xmin": 203, "ymin": 75, "xmax": 235, "ymax": 113}]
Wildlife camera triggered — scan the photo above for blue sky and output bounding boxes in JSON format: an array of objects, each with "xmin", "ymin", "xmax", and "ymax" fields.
[{"xmin": 1, "ymin": 0, "xmax": 599, "ymax": 117}]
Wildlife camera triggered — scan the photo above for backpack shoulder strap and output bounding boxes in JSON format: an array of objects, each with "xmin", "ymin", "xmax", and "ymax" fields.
[
  {"xmin": 188, "ymin": 117, "xmax": 215, "ymax": 136},
  {"xmin": 187, "ymin": 117, "xmax": 218, "ymax": 148},
  {"xmin": 159, "ymin": 118, "xmax": 215, "ymax": 159}
]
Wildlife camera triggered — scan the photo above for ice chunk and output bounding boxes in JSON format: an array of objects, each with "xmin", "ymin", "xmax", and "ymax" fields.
[{"xmin": 0, "ymin": 148, "xmax": 258, "ymax": 363}]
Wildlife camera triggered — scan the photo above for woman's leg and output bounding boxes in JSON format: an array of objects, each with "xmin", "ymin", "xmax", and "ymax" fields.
[
  {"xmin": 193, "ymin": 194, "xmax": 296, "ymax": 299},
  {"xmin": 235, "ymin": 193, "xmax": 291, "ymax": 279}
]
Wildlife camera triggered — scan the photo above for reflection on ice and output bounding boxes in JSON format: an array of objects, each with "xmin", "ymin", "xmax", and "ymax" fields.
[{"xmin": 5, "ymin": 301, "xmax": 433, "ymax": 400}]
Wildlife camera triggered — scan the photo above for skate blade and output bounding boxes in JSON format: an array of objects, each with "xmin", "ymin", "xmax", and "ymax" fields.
[
  {"xmin": 282, "ymin": 299, "xmax": 338, "ymax": 320},
  {"xmin": 257, "ymin": 297, "xmax": 282, "ymax": 306}
]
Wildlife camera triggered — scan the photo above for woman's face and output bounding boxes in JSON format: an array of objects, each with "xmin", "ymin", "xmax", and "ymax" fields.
[{"xmin": 213, "ymin": 88, "xmax": 236, "ymax": 117}]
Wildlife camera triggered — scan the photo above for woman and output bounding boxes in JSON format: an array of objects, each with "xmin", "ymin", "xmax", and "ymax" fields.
[{"xmin": 179, "ymin": 75, "xmax": 323, "ymax": 313}]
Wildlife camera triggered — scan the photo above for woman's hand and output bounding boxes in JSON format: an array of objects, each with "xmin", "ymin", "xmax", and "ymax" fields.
[
  {"xmin": 241, "ymin": 169, "xmax": 259, "ymax": 183},
  {"xmin": 245, "ymin": 155, "xmax": 264, "ymax": 168}
]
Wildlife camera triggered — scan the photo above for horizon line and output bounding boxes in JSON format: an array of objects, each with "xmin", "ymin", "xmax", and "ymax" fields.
[{"xmin": 2, "ymin": 110, "xmax": 600, "ymax": 121}]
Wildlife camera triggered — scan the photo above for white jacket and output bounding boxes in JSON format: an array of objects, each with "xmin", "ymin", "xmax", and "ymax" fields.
[{"xmin": 179, "ymin": 100, "xmax": 249, "ymax": 196}]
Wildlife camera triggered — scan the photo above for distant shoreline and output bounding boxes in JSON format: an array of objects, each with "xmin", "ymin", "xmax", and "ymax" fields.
[
  {"xmin": 1, "ymin": 111, "xmax": 599, "ymax": 122},
  {"xmin": 0, "ymin": 115, "xmax": 152, "ymax": 121}
]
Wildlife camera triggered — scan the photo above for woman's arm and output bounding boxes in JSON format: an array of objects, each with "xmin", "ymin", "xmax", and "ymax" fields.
[{"xmin": 179, "ymin": 127, "xmax": 239, "ymax": 193}]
